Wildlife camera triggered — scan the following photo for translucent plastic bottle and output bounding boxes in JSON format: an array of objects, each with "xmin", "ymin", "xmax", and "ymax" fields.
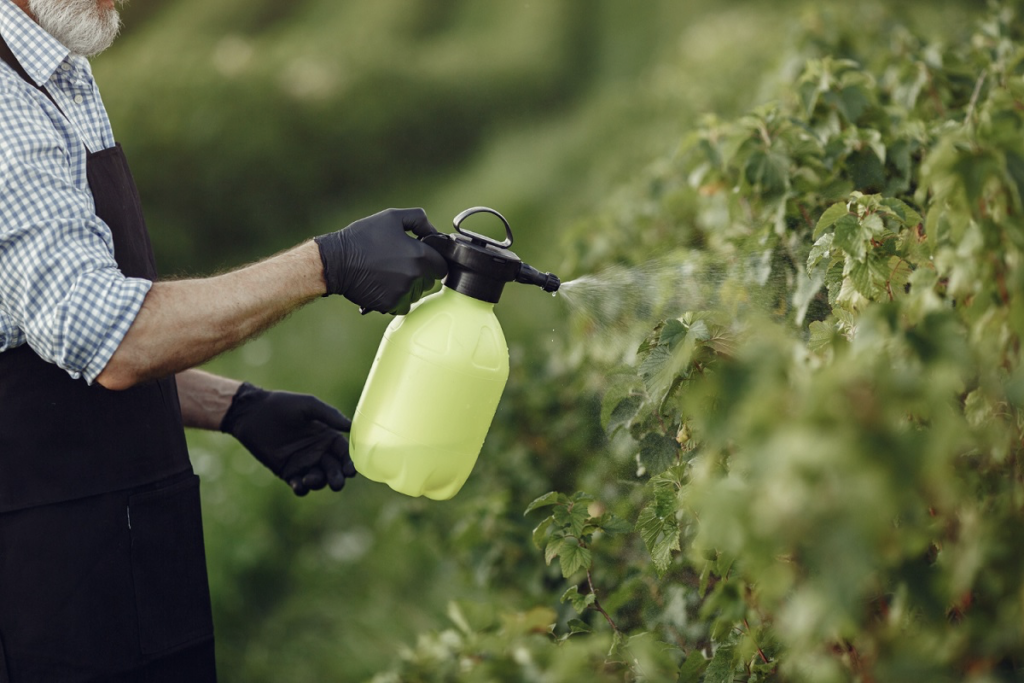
[
  {"xmin": 349, "ymin": 287, "xmax": 508, "ymax": 499},
  {"xmin": 349, "ymin": 207, "xmax": 559, "ymax": 500}
]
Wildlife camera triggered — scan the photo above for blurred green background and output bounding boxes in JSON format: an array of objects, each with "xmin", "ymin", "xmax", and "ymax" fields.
[{"xmin": 90, "ymin": 1, "xmax": 982, "ymax": 680}]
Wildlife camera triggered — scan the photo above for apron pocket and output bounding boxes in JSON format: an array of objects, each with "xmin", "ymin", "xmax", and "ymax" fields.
[{"xmin": 128, "ymin": 474, "xmax": 214, "ymax": 655}]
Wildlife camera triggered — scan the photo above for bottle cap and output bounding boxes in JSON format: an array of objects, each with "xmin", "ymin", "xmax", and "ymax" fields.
[{"xmin": 423, "ymin": 207, "xmax": 560, "ymax": 304}]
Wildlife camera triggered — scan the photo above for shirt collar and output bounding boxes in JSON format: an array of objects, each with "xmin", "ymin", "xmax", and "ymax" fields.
[{"xmin": 0, "ymin": 0, "xmax": 71, "ymax": 87}]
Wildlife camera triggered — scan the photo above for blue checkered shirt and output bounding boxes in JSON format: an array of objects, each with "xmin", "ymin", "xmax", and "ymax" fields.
[{"xmin": 0, "ymin": 0, "xmax": 150, "ymax": 384}]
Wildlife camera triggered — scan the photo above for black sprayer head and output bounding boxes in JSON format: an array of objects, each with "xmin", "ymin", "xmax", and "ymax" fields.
[
  {"xmin": 516, "ymin": 263, "xmax": 561, "ymax": 292},
  {"xmin": 422, "ymin": 207, "xmax": 560, "ymax": 304}
]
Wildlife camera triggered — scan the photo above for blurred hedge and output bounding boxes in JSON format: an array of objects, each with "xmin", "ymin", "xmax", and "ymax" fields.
[{"xmin": 368, "ymin": 1, "xmax": 1024, "ymax": 681}]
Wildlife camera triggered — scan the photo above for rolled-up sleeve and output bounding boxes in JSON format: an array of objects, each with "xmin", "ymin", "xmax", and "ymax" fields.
[{"xmin": 0, "ymin": 86, "xmax": 150, "ymax": 384}]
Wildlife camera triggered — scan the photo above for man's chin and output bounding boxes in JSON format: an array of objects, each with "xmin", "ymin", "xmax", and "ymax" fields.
[
  {"xmin": 67, "ymin": 28, "xmax": 120, "ymax": 58},
  {"xmin": 27, "ymin": 0, "xmax": 122, "ymax": 58},
  {"xmin": 78, "ymin": 22, "xmax": 120, "ymax": 57}
]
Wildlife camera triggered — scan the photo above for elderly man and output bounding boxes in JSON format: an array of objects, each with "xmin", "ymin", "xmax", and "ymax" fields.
[{"xmin": 0, "ymin": 0, "xmax": 447, "ymax": 680}]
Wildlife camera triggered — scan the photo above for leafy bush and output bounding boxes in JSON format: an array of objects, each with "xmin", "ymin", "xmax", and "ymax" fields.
[{"xmin": 373, "ymin": 3, "xmax": 1024, "ymax": 681}]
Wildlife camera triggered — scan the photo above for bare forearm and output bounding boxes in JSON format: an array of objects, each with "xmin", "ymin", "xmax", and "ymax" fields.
[
  {"xmin": 176, "ymin": 369, "xmax": 242, "ymax": 430},
  {"xmin": 96, "ymin": 241, "xmax": 325, "ymax": 390}
]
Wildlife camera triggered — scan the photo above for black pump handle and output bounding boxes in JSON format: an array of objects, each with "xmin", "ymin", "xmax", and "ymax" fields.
[{"xmin": 453, "ymin": 206, "xmax": 513, "ymax": 249}]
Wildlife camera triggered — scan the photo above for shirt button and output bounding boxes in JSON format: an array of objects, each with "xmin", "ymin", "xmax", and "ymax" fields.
[
  {"xmin": 70, "ymin": 371, "xmax": 81, "ymax": 380},
  {"xmin": 61, "ymin": 63, "xmax": 72, "ymax": 72},
  {"xmin": 73, "ymin": 94, "xmax": 84, "ymax": 104}
]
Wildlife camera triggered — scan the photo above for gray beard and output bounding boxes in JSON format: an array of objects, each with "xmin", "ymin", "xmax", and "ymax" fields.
[{"xmin": 27, "ymin": 0, "xmax": 121, "ymax": 57}]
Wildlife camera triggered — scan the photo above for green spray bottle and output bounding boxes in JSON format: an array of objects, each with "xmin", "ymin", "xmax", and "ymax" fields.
[{"xmin": 349, "ymin": 207, "xmax": 560, "ymax": 500}]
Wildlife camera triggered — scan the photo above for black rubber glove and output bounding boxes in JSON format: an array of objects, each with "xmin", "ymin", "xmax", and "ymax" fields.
[
  {"xmin": 314, "ymin": 207, "xmax": 449, "ymax": 314},
  {"xmin": 219, "ymin": 382, "xmax": 357, "ymax": 496}
]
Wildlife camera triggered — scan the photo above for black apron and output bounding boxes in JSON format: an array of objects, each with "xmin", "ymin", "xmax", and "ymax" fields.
[{"xmin": 0, "ymin": 38, "xmax": 215, "ymax": 682}]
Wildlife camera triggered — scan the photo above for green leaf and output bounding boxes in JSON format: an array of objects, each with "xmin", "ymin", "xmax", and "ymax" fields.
[
  {"xmin": 807, "ymin": 232, "xmax": 834, "ymax": 269},
  {"xmin": 744, "ymin": 148, "xmax": 790, "ymax": 196},
  {"xmin": 532, "ymin": 516, "xmax": 555, "ymax": 550},
  {"xmin": 545, "ymin": 536, "xmax": 568, "ymax": 566},
  {"xmin": 848, "ymin": 255, "xmax": 888, "ymax": 298},
  {"xmin": 862, "ymin": 212, "xmax": 884, "ymax": 234},
  {"xmin": 639, "ymin": 343, "xmax": 673, "ymax": 386},
  {"xmin": 826, "ymin": 261, "xmax": 844, "ymax": 307},
  {"xmin": 601, "ymin": 373, "xmax": 644, "ymax": 430},
  {"xmin": 814, "ymin": 201, "xmax": 850, "ymax": 239},
  {"xmin": 571, "ymin": 491, "xmax": 597, "ymax": 505},
  {"xmin": 561, "ymin": 585, "xmax": 597, "ymax": 613},
  {"xmin": 687, "ymin": 318, "xmax": 711, "ymax": 342},
  {"xmin": 762, "ymin": 150, "xmax": 791, "ymax": 195},
  {"xmin": 639, "ymin": 319, "xmax": 711, "ymax": 400},
  {"xmin": 558, "ymin": 542, "xmax": 593, "ymax": 578},
  {"xmin": 808, "ymin": 320, "xmax": 836, "ymax": 353},
  {"xmin": 649, "ymin": 466, "xmax": 685, "ymax": 514},
  {"xmin": 849, "ymin": 259, "xmax": 876, "ymax": 297},
  {"xmin": 593, "ymin": 512, "xmax": 634, "ymax": 535},
  {"xmin": 660, "ymin": 318, "xmax": 688, "ymax": 349},
  {"xmin": 705, "ymin": 642, "xmax": 738, "ymax": 683},
  {"xmin": 639, "ymin": 432, "xmax": 680, "ymax": 476},
  {"xmin": 838, "ymin": 83, "xmax": 870, "ymax": 123},
  {"xmin": 553, "ymin": 500, "xmax": 590, "ymax": 538},
  {"xmin": 823, "ymin": 81, "xmax": 871, "ymax": 124},
  {"xmin": 608, "ymin": 630, "xmax": 628, "ymax": 658},
  {"xmin": 650, "ymin": 533, "xmax": 680, "ymax": 576},
  {"xmin": 636, "ymin": 503, "xmax": 681, "ymax": 577},
  {"xmin": 678, "ymin": 652, "xmax": 709, "ymax": 683},
  {"xmin": 638, "ymin": 319, "xmax": 672, "ymax": 356},
  {"xmin": 566, "ymin": 618, "xmax": 592, "ymax": 635},
  {"xmin": 880, "ymin": 197, "xmax": 923, "ymax": 229},
  {"xmin": 798, "ymin": 76, "xmax": 819, "ymax": 115},
  {"xmin": 605, "ymin": 395, "xmax": 643, "ymax": 437},
  {"xmin": 833, "ymin": 213, "xmax": 865, "ymax": 257},
  {"xmin": 638, "ymin": 350, "xmax": 688, "ymax": 403},
  {"xmin": 525, "ymin": 491, "xmax": 564, "ymax": 515},
  {"xmin": 886, "ymin": 256, "xmax": 913, "ymax": 298}
]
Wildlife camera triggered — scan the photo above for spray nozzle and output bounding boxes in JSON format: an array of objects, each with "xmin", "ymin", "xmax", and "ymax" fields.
[
  {"xmin": 422, "ymin": 207, "xmax": 561, "ymax": 303},
  {"xmin": 516, "ymin": 263, "xmax": 560, "ymax": 292}
]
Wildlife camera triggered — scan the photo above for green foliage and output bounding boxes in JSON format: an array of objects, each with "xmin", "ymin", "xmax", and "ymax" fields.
[
  {"xmin": 526, "ymin": 2, "xmax": 1024, "ymax": 681},
  {"xmin": 387, "ymin": 1, "xmax": 1024, "ymax": 680}
]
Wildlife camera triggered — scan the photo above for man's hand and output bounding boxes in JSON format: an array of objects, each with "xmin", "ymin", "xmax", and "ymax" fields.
[
  {"xmin": 219, "ymin": 383, "xmax": 356, "ymax": 496},
  {"xmin": 314, "ymin": 207, "xmax": 449, "ymax": 314}
]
